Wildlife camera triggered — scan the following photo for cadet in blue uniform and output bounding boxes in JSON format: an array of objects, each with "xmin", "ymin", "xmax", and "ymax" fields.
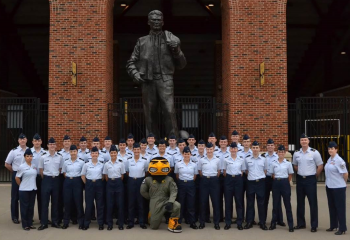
[
  {"xmin": 244, "ymin": 141, "xmax": 268, "ymax": 230},
  {"xmin": 325, "ymin": 141, "xmax": 348, "ymax": 235},
  {"xmin": 102, "ymin": 136, "xmax": 112, "ymax": 161},
  {"xmin": 154, "ymin": 139, "xmax": 174, "ymax": 169},
  {"xmin": 30, "ymin": 133, "xmax": 46, "ymax": 222},
  {"xmin": 172, "ymin": 138, "xmax": 187, "ymax": 167},
  {"xmin": 241, "ymin": 134, "xmax": 253, "ymax": 223},
  {"xmin": 230, "ymin": 130, "xmax": 244, "ymax": 151},
  {"xmin": 61, "ymin": 145, "xmax": 85, "ymax": 229},
  {"xmin": 81, "ymin": 146, "xmax": 105, "ymax": 230},
  {"xmin": 187, "ymin": 134, "xmax": 198, "ymax": 157},
  {"xmin": 217, "ymin": 135, "xmax": 229, "ymax": 222},
  {"xmin": 103, "ymin": 145, "xmax": 125, "ymax": 230},
  {"xmin": 223, "ymin": 142, "xmax": 245, "ymax": 230},
  {"xmin": 198, "ymin": 142, "xmax": 221, "ymax": 230},
  {"xmin": 4, "ymin": 133, "xmax": 27, "ymax": 224},
  {"xmin": 206, "ymin": 132, "xmax": 220, "ymax": 154},
  {"xmin": 38, "ymin": 137, "xmax": 64, "ymax": 230},
  {"xmin": 269, "ymin": 145, "xmax": 294, "ymax": 232},
  {"xmin": 15, "ymin": 149, "xmax": 37, "ymax": 231},
  {"xmin": 167, "ymin": 135, "xmax": 180, "ymax": 157},
  {"xmin": 146, "ymin": 133, "xmax": 159, "ymax": 155},
  {"xmin": 88, "ymin": 137, "xmax": 109, "ymax": 164},
  {"xmin": 126, "ymin": 143, "xmax": 148, "ymax": 229},
  {"xmin": 118, "ymin": 139, "xmax": 131, "ymax": 224},
  {"xmin": 139, "ymin": 138, "xmax": 151, "ymax": 223},
  {"xmin": 78, "ymin": 136, "xmax": 90, "ymax": 163},
  {"xmin": 175, "ymin": 146, "xmax": 198, "ymax": 229},
  {"xmin": 263, "ymin": 139, "xmax": 284, "ymax": 226},
  {"xmin": 126, "ymin": 133, "xmax": 135, "ymax": 155},
  {"xmin": 292, "ymin": 134, "xmax": 323, "ymax": 232}
]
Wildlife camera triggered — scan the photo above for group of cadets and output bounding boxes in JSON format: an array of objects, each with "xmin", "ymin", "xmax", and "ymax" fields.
[{"xmin": 4, "ymin": 131, "xmax": 348, "ymax": 235}]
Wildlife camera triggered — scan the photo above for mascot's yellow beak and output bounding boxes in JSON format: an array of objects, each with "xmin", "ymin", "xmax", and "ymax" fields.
[{"xmin": 148, "ymin": 157, "xmax": 170, "ymax": 175}]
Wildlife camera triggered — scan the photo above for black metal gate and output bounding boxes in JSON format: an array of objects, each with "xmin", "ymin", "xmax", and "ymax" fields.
[
  {"xmin": 288, "ymin": 97, "xmax": 350, "ymax": 181},
  {"xmin": 108, "ymin": 97, "xmax": 228, "ymax": 142},
  {"xmin": 0, "ymin": 98, "xmax": 48, "ymax": 181}
]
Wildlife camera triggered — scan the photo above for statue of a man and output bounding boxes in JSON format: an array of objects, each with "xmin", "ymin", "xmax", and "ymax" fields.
[{"xmin": 126, "ymin": 10, "xmax": 186, "ymax": 139}]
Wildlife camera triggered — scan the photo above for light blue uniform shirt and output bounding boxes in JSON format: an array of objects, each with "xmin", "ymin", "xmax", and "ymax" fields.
[
  {"xmin": 78, "ymin": 148, "xmax": 90, "ymax": 163},
  {"xmin": 16, "ymin": 162, "xmax": 37, "ymax": 191},
  {"xmin": 146, "ymin": 145, "xmax": 159, "ymax": 156},
  {"xmin": 103, "ymin": 160, "xmax": 125, "ymax": 178},
  {"xmin": 175, "ymin": 160, "xmax": 198, "ymax": 180},
  {"xmin": 141, "ymin": 153, "xmax": 151, "ymax": 163},
  {"xmin": 101, "ymin": 148, "xmax": 111, "ymax": 162},
  {"xmin": 198, "ymin": 155, "xmax": 220, "ymax": 177},
  {"xmin": 38, "ymin": 152, "xmax": 64, "ymax": 176},
  {"xmin": 126, "ymin": 157, "xmax": 148, "ymax": 178},
  {"xmin": 229, "ymin": 143, "xmax": 244, "ymax": 152},
  {"xmin": 81, "ymin": 161, "xmax": 104, "ymax": 180},
  {"xmin": 325, "ymin": 154, "xmax": 348, "ymax": 188},
  {"xmin": 59, "ymin": 149, "xmax": 70, "ymax": 161},
  {"xmin": 5, "ymin": 146, "xmax": 28, "ymax": 171},
  {"xmin": 204, "ymin": 145, "xmax": 220, "ymax": 155},
  {"xmin": 223, "ymin": 155, "xmax": 246, "ymax": 175},
  {"xmin": 245, "ymin": 155, "xmax": 268, "ymax": 180},
  {"xmin": 270, "ymin": 159, "xmax": 294, "ymax": 178},
  {"xmin": 216, "ymin": 148, "xmax": 230, "ymax": 172},
  {"xmin": 166, "ymin": 146, "xmax": 180, "ymax": 156},
  {"xmin": 88, "ymin": 150, "xmax": 108, "ymax": 164},
  {"xmin": 62, "ymin": 158, "xmax": 85, "ymax": 177},
  {"xmin": 292, "ymin": 147, "xmax": 323, "ymax": 176},
  {"xmin": 117, "ymin": 152, "xmax": 132, "ymax": 170},
  {"xmin": 154, "ymin": 153, "xmax": 174, "ymax": 167},
  {"xmin": 189, "ymin": 146, "xmax": 199, "ymax": 157},
  {"xmin": 126, "ymin": 147, "xmax": 134, "ymax": 156},
  {"xmin": 30, "ymin": 147, "xmax": 47, "ymax": 174},
  {"xmin": 241, "ymin": 149, "xmax": 253, "ymax": 159},
  {"xmin": 262, "ymin": 152, "xmax": 278, "ymax": 176}
]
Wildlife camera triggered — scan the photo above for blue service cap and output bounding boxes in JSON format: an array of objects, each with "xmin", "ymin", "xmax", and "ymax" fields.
[
  {"xmin": 133, "ymin": 143, "xmax": 140, "ymax": 148},
  {"xmin": 328, "ymin": 141, "xmax": 338, "ymax": 148},
  {"xmin": 220, "ymin": 135, "xmax": 227, "ymax": 140},
  {"xmin": 24, "ymin": 149, "xmax": 33, "ymax": 156},
  {"xmin": 104, "ymin": 136, "xmax": 111, "ymax": 140},
  {"xmin": 33, "ymin": 133, "xmax": 41, "ymax": 140},
  {"xmin": 93, "ymin": 136, "xmax": 100, "ymax": 142},
  {"xmin": 63, "ymin": 135, "xmax": 70, "ymax": 140},
  {"xmin": 110, "ymin": 145, "xmax": 118, "ymax": 152},
  {"xmin": 168, "ymin": 135, "xmax": 176, "ymax": 140},
  {"xmin": 267, "ymin": 138, "xmax": 274, "ymax": 144},
  {"xmin": 277, "ymin": 145, "xmax": 285, "ymax": 151},
  {"xmin": 80, "ymin": 136, "xmax": 87, "ymax": 142},
  {"xmin": 198, "ymin": 139, "xmax": 205, "ymax": 145},
  {"xmin": 208, "ymin": 132, "xmax": 216, "ymax": 138},
  {"xmin": 119, "ymin": 138, "xmax": 126, "ymax": 144},
  {"xmin": 147, "ymin": 133, "xmax": 155, "ymax": 138},
  {"xmin": 70, "ymin": 145, "xmax": 77, "ymax": 151},
  {"xmin": 127, "ymin": 133, "xmax": 134, "ymax": 139},
  {"xmin": 230, "ymin": 142, "xmax": 238, "ymax": 148},
  {"xmin": 140, "ymin": 138, "xmax": 147, "ymax": 144},
  {"xmin": 91, "ymin": 146, "xmax": 99, "ymax": 152},
  {"xmin": 18, "ymin": 133, "xmax": 26, "ymax": 139},
  {"xmin": 48, "ymin": 137, "xmax": 56, "ymax": 144},
  {"xmin": 300, "ymin": 133, "xmax": 308, "ymax": 139},
  {"xmin": 183, "ymin": 146, "xmax": 191, "ymax": 153},
  {"xmin": 252, "ymin": 141, "xmax": 259, "ymax": 146},
  {"xmin": 188, "ymin": 134, "xmax": 195, "ymax": 139},
  {"xmin": 231, "ymin": 130, "xmax": 239, "ymax": 136},
  {"xmin": 158, "ymin": 139, "xmax": 166, "ymax": 145},
  {"xmin": 242, "ymin": 134, "xmax": 250, "ymax": 140},
  {"xmin": 206, "ymin": 142, "xmax": 213, "ymax": 148},
  {"xmin": 178, "ymin": 138, "xmax": 185, "ymax": 143}
]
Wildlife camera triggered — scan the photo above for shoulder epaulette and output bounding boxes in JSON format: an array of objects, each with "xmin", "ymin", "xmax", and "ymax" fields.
[
  {"xmin": 119, "ymin": 159, "xmax": 123, "ymax": 162},
  {"xmin": 127, "ymin": 157, "xmax": 132, "ymax": 159},
  {"xmin": 246, "ymin": 154, "xmax": 251, "ymax": 158},
  {"xmin": 65, "ymin": 158, "xmax": 69, "ymax": 161},
  {"xmin": 153, "ymin": 153, "xmax": 157, "ymax": 155},
  {"xmin": 101, "ymin": 150, "xmax": 106, "ymax": 153},
  {"xmin": 310, "ymin": 148, "xmax": 316, "ymax": 152},
  {"xmin": 238, "ymin": 149, "xmax": 242, "ymax": 151},
  {"xmin": 239, "ymin": 156, "xmax": 243, "ymax": 158},
  {"xmin": 261, "ymin": 153, "xmax": 266, "ymax": 157},
  {"xmin": 127, "ymin": 152, "xmax": 133, "ymax": 155},
  {"xmin": 86, "ymin": 150, "xmax": 90, "ymax": 153},
  {"xmin": 12, "ymin": 147, "xmax": 16, "ymax": 151},
  {"xmin": 215, "ymin": 155, "xmax": 220, "ymax": 158},
  {"xmin": 192, "ymin": 154, "xmax": 196, "ymax": 156},
  {"xmin": 57, "ymin": 152, "xmax": 62, "ymax": 156},
  {"xmin": 225, "ymin": 155, "xmax": 229, "ymax": 158},
  {"xmin": 41, "ymin": 152, "xmax": 47, "ymax": 156},
  {"xmin": 79, "ymin": 158, "xmax": 84, "ymax": 161},
  {"xmin": 201, "ymin": 155, "xmax": 205, "ymax": 158},
  {"xmin": 214, "ymin": 149, "xmax": 219, "ymax": 151},
  {"xmin": 142, "ymin": 157, "xmax": 147, "ymax": 160}
]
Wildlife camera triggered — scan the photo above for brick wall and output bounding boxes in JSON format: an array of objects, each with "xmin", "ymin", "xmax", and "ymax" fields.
[
  {"xmin": 222, "ymin": 0, "xmax": 288, "ymax": 147},
  {"xmin": 48, "ymin": 0, "xmax": 114, "ymax": 148}
]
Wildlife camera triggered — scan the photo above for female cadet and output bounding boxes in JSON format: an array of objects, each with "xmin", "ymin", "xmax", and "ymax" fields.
[
  {"xmin": 325, "ymin": 141, "xmax": 348, "ymax": 235},
  {"xmin": 61, "ymin": 145, "xmax": 85, "ymax": 229},
  {"xmin": 126, "ymin": 143, "xmax": 148, "ymax": 229},
  {"xmin": 223, "ymin": 142, "xmax": 245, "ymax": 230},
  {"xmin": 81, "ymin": 146, "xmax": 105, "ymax": 230},
  {"xmin": 175, "ymin": 146, "xmax": 198, "ymax": 229},
  {"xmin": 15, "ymin": 149, "xmax": 37, "ymax": 231},
  {"xmin": 269, "ymin": 145, "xmax": 294, "ymax": 232},
  {"xmin": 103, "ymin": 145, "xmax": 125, "ymax": 231}
]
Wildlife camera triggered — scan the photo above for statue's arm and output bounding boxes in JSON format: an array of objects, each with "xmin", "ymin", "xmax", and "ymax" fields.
[
  {"xmin": 126, "ymin": 39, "xmax": 140, "ymax": 78},
  {"xmin": 172, "ymin": 40, "xmax": 186, "ymax": 70}
]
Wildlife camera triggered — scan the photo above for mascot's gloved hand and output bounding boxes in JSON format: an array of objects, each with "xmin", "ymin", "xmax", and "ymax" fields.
[{"xmin": 165, "ymin": 202, "xmax": 173, "ymax": 211}]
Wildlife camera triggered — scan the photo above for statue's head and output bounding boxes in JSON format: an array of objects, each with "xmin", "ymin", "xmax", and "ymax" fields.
[{"xmin": 148, "ymin": 10, "xmax": 164, "ymax": 31}]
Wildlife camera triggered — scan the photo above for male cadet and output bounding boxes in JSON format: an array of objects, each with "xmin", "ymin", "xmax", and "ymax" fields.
[
  {"xmin": 5, "ymin": 133, "xmax": 28, "ymax": 224},
  {"xmin": 198, "ymin": 142, "xmax": 221, "ymax": 230},
  {"xmin": 216, "ymin": 135, "xmax": 230, "ymax": 222},
  {"xmin": 38, "ymin": 137, "xmax": 64, "ymax": 230},
  {"xmin": 241, "ymin": 134, "xmax": 253, "ymax": 223},
  {"xmin": 166, "ymin": 135, "xmax": 180, "ymax": 156},
  {"xmin": 244, "ymin": 141, "xmax": 268, "ymax": 230},
  {"xmin": 231, "ymin": 130, "xmax": 244, "ymax": 152},
  {"xmin": 118, "ymin": 138, "xmax": 131, "ymax": 224},
  {"xmin": 126, "ymin": 133, "xmax": 135, "ymax": 155},
  {"xmin": 292, "ymin": 133, "xmax": 323, "ymax": 232},
  {"xmin": 146, "ymin": 133, "xmax": 159, "ymax": 156},
  {"xmin": 140, "ymin": 138, "xmax": 151, "ymax": 162},
  {"xmin": 30, "ymin": 133, "xmax": 46, "ymax": 222},
  {"xmin": 187, "ymin": 134, "xmax": 198, "ymax": 157},
  {"xmin": 88, "ymin": 137, "xmax": 107, "ymax": 164},
  {"xmin": 206, "ymin": 132, "xmax": 219, "ymax": 154},
  {"xmin": 172, "ymin": 138, "xmax": 187, "ymax": 166},
  {"xmin": 78, "ymin": 136, "xmax": 90, "ymax": 163},
  {"xmin": 102, "ymin": 136, "xmax": 112, "ymax": 161},
  {"xmin": 262, "ymin": 139, "xmax": 285, "ymax": 226}
]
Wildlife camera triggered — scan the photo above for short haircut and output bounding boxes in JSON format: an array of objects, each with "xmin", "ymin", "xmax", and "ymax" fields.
[{"xmin": 148, "ymin": 10, "xmax": 163, "ymax": 20}]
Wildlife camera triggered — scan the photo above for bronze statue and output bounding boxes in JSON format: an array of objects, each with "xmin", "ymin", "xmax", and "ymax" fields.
[{"xmin": 126, "ymin": 10, "xmax": 186, "ymax": 139}]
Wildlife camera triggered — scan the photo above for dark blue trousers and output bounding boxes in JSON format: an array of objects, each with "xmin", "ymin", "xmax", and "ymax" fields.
[
  {"xmin": 265, "ymin": 176, "xmax": 283, "ymax": 223},
  {"xmin": 128, "ymin": 177, "xmax": 144, "ymax": 226},
  {"xmin": 84, "ymin": 179, "xmax": 104, "ymax": 227},
  {"xmin": 271, "ymin": 179, "xmax": 293, "ymax": 229},
  {"xmin": 11, "ymin": 171, "xmax": 19, "ymax": 220},
  {"xmin": 41, "ymin": 175, "xmax": 60, "ymax": 225},
  {"xmin": 106, "ymin": 178, "xmax": 124, "ymax": 228},
  {"xmin": 326, "ymin": 186, "xmax": 347, "ymax": 232},
  {"xmin": 63, "ymin": 177, "xmax": 84, "ymax": 227},
  {"xmin": 58, "ymin": 174, "xmax": 64, "ymax": 223},
  {"xmin": 199, "ymin": 176, "xmax": 220, "ymax": 225},
  {"xmin": 123, "ymin": 175, "xmax": 129, "ymax": 222},
  {"xmin": 246, "ymin": 179, "xmax": 266, "ymax": 224},
  {"xmin": 178, "ymin": 180, "xmax": 196, "ymax": 224},
  {"xmin": 296, "ymin": 175, "xmax": 318, "ymax": 228},
  {"xmin": 219, "ymin": 174, "xmax": 225, "ymax": 221},
  {"xmin": 224, "ymin": 174, "xmax": 243, "ymax": 226},
  {"xmin": 19, "ymin": 190, "xmax": 36, "ymax": 229},
  {"xmin": 36, "ymin": 175, "xmax": 42, "ymax": 221}
]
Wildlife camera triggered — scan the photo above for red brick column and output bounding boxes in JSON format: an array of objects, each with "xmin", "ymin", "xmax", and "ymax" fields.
[
  {"xmin": 48, "ymin": 0, "xmax": 114, "ymax": 147},
  {"xmin": 222, "ymin": 0, "xmax": 288, "ymax": 146}
]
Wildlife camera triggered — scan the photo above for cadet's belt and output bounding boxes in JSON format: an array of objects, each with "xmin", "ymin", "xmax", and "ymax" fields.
[
  {"xmin": 202, "ymin": 175, "xmax": 218, "ymax": 179},
  {"xmin": 275, "ymin": 178, "xmax": 288, "ymax": 181},
  {"xmin": 67, "ymin": 176, "xmax": 80, "ymax": 180},
  {"xmin": 266, "ymin": 175, "xmax": 272, "ymax": 178},
  {"xmin": 248, "ymin": 178, "xmax": 265, "ymax": 182},
  {"xmin": 226, "ymin": 174, "xmax": 242, "ymax": 178},
  {"xmin": 179, "ymin": 179, "xmax": 194, "ymax": 182},
  {"xmin": 87, "ymin": 179, "xmax": 102, "ymax": 182},
  {"xmin": 297, "ymin": 174, "xmax": 315, "ymax": 179},
  {"xmin": 129, "ymin": 177, "xmax": 144, "ymax": 180},
  {"xmin": 43, "ymin": 175, "xmax": 59, "ymax": 178},
  {"xmin": 109, "ymin": 177, "xmax": 121, "ymax": 181}
]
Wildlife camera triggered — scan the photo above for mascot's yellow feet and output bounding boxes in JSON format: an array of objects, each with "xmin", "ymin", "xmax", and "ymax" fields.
[{"xmin": 168, "ymin": 218, "xmax": 182, "ymax": 233}]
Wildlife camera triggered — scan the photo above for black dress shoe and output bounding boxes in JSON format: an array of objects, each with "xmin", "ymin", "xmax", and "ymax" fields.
[
  {"xmin": 38, "ymin": 225, "xmax": 48, "ymax": 231},
  {"xmin": 119, "ymin": 226, "xmax": 124, "ymax": 230},
  {"xmin": 289, "ymin": 228, "xmax": 294, "ymax": 232},
  {"xmin": 29, "ymin": 226, "xmax": 36, "ymax": 229},
  {"xmin": 72, "ymin": 220, "xmax": 78, "ymax": 225},
  {"xmin": 190, "ymin": 224, "xmax": 198, "ymax": 229},
  {"xmin": 214, "ymin": 224, "xmax": 220, "ymax": 230},
  {"xmin": 294, "ymin": 225, "xmax": 306, "ymax": 230},
  {"xmin": 278, "ymin": 222, "xmax": 286, "ymax": 227},
  {"xmin": 252, "ymin": 220, "xmax": 257, "ymax": 225},
  {"xmin": 48, "ymin": 220, "xmax": 52, "ymax": 224},
  {"xmin": 51, "ymin": 223, "xmax": 61, "ymax": 228},
  {"xmin": 99, "ymin": 225, "xmax": 104, "ymax": 230},
  {"xmin": 79, "ymin": 226, "xmax": 83, "ymax": 229},
  {"xmin": 311, "ymin": 228, "xmax": 317, "ymax": 232},
  {"xmin": 205, "ymin": 219, "xmax": 212, "ymax": 223},
  {"xmin": 62, "ymin": 224, "xmax": 68, "ymax": 229},
  {"xmin": 237, "ymin": 225, "xmax": 243, "ymax": 230},
  {"xmin": 24, "ymin": 227, "xmax": 30, "ymax": 231},
  {"xmin": 12, "ymin": 219, "xmax": 20, "ymax": 224},
  {"xmin": 326, "ymin": 228, "xmax": 337, "ymax": 232},
  {"xmin": 269, "ymin": 224, "xmax": 276, "ymax": 230},
  {"xmin": 199, "ymin": 224, "xmax": 205, "ymax": 229},
  {"xmin": 260, "ymin": 224, "xmax": 268, "ymax": 230},
  {"xmin": 224, "ymin": 225, "xmax": 230, "ymax": 230},
  {"xmin": 334, "ymin": 230, "xmax": 346, "ymax": 235},
  {"xmin": 135, "ymin": 219, "xmax": 139, "ymax": 224},
  {"xmin": 244, "ymin": 223, "xmax": 253, "ymax": 229},
  {"xmin": 82, "ymin": 227, "xmax": 88, "ymax": 230},
  {"xmin": 140, "ymin": 225, "xmax": 147, "ymax": 229},
  {"xmin": 91, "ymin": 216, "xmax": 97, "ymax": 220},
  {"xmin": 107, "ymin": 226, "xmax": 113, "ymax": 231},
  {"xmin": 126, "ymin": 225, "xmax": 133, "ymax": 229}
]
